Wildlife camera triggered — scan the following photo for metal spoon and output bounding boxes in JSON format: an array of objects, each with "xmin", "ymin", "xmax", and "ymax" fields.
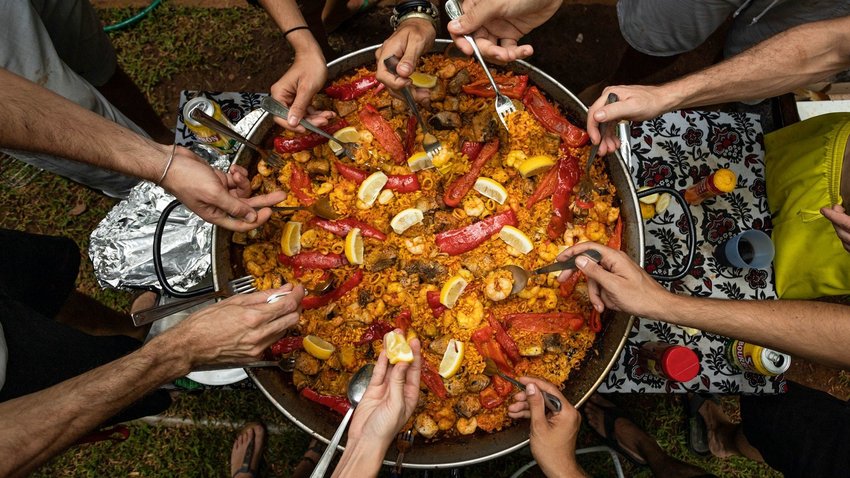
[
  {"xmin": 505, "ymin": 249, "xmax": 603, "ymax": 295},
  {"xmin": 261, "ymin": 96, "xmax": 359, "ymax": 161},
  {"xmin": 271, "ymin": 196, "xmax": 340, "ymax": 220},
  {"xmin": 189, "ymin": 107, "xmax": 282, "ymax": 167},
  {"xmin": 483, "ymin": 359, "xmax": 562, "ymax": 413},
  {"xmin": 310, "ymin": 363, "xmax": 374, "ymax": 478}
]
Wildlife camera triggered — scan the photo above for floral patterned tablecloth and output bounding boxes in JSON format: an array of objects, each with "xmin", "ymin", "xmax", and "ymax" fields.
[{"xmin": 598, "ymin": 111, "xmax": 787, "ymax": 394}]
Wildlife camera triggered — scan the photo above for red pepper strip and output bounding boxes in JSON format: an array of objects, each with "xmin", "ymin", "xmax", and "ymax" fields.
[
  {"xmin": 479, "ymin": 386, "xmax": 506, "ymax": 409},
  {"xmin": 528, "ymin": 159, "xmax": 559, "ymax": 206},
  {"xmin": 359, "ymin": 104, "xmax": 406, "ymax": 164},
  {"xmin": 505, "ymin": 312, "xmax": 586, "ymax": 333},
  {"xmin": 523, "ymin": 86, "xmax": 589, "ymax": 148},
  {"xmin": 493, "ymin": 374, "xmax": 514, "ymax": 396},
  {"xmin": 394, "ymin": 309, "xmax": 412, "ymax": 334},
  {"xmin": 302, "ymin": 269, "xmax": 364, "ymax": 310},
  {"xmin": 607, "ymin": 215, "xmax": 623, "ymax": 251},
  {"xmin": 334, "ymin": 160, "xmax": 369, "ymax": 183},
  {"xmin": 356, "ymin": 321, "xmax": 395, "ymax": 346},
  {"xmin": 575, "ymin": 197, "xmax": 595, "ymax": 209},
  {"xmin": 278, "ymin": 251, "xmax": 347, "ymax": 269},
  {"xmin": 471, "ymin": 326, "xmax": 514, "ymax": 375},
  {"xmin": 308, "ymin": 217, "xmax": 387, "ymax": 241},
  {"xmin": 404, "ymin": 115, "xmax": 417, "ymax": 157},
  {"xmin": 301, "ymin": 387, "xmax": 351, "ymax": 415},
  {"xmin": 385, "ymin": 174, "xmax": 420, "ymax": 193},
  {"xmin": 443, "ymin": 139, "xmax": 500, "ymax": 208},
  {"xmin": 559, "ymin": 271, "xmax": 583, "ymax": 297},
  {"xmin": 290, "ymin": 163, "xmax": 315, "ymax": 206},
  {"xmin": 421, "ymin": 360, "xmax": 449, "ymax": 399},
  {"xmin": 273, "ymin": 119, "xmax": 349, "ymax": 154},
  {"xmin": 426, "ymin": 290, "xmax": 448, "ymax": 318},
  {"xmin": 462, "ymin": 74, "xmax": 529, "ymax": 100},
  {"xmin": 270, "ymin": 336, "xmax": 303, "ymax": 356},
  {"xmin": 435, "ymin": 209, "xmax": 518, "ymax": 256},
  {"xmin": 487, "ymin": 313, "xmax": 521, "ymax": 364},
  {"xmin": 588, "ymin": 308, "xmax": 602, "ymax": 333},
  {"xmin": 461, "ymin": 141, "xmax": 484, "ymax": 160},
  {"xmin": 324, "ymin": 75, "xmax": 380, "ymax": 101},
  {"xmin": 547, "ymin": 151, "xmax": 581, "ymax": 240}
]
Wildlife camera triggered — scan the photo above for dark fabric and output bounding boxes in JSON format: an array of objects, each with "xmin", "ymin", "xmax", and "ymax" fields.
[
  {"xmin": 741, "ymin": 381, "xmax": 850, "ymax": 478},
  {"xmin": 0, "ymin": 229, "xmax": 171, "ymax": 422}
]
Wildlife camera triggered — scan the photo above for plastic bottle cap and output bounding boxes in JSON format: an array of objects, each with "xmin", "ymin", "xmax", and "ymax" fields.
[
  {"xmin": 661, "ymin": 346, "xmax": 700, "ymax": 382},
  {"xmin": 713, "ymin": 169, "xmax": 737, "ymax": 193}
]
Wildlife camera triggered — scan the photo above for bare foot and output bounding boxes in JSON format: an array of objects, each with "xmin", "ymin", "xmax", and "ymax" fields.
[
  {"xmin": 585, "ymin": 395, "xmax": 650, "ymax": 465},
  {"xmin": 230, "ymin": 423, "xmax": 265, "ymax": 478},
  {"xmin": 698, "ymin": 399, "xmax": 740, "ymax": 458}
]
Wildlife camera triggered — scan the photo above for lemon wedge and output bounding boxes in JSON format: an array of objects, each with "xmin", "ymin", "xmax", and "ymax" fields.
[
  {"xmin": 640, "ymin": 202, "xmax": 656, "ymax": 220},
  {"xmin": 410, "ymin": 72, "xmax": 438, "ymax": 89},
  {"xmin": 518, "ymin": 155, "xmax": 556, "ymax": 178},
  {"xmin": 280, "ymin": 221, "xmax": 301, "ymax": 256},
  {"xmin": 473, "ymin": 177, "xmax": 508, "ymax": 204},
  {"xmin": 329, "ymin": 126, "xmax": 360, "ymax": 155},
  {"xmin": 638, "ymin": 186, "xmax": 659, "ymax": 205},
  {"xmin": 390, "ymin": 208, "xmax": 424, "ymax": 234},
  {"xmin": 438, "ymin": 339, "xmax": 464, "ymax": 378},
  {"xmin": 655, "ymin": 193, "xmax": 672, "ymax": 213},
  {"xmin": 303, "ymin": 335, "xmax": 335, "ymax": 360},
  {"xmin": 407, "ymin": 151, "xmax": 434, "ymax": 171},
  {"xmin": 499, "ymin": 225, "xmax": 533, "ymax": 254},
  {"xmin": 344, "ymin": 228, "xmax": 364, "ymax": 265},
  {"xmin": 383, "ymin": 330, "xmax": 414, "ymax": 364},
  {"xmin": 440, "ymin": 274, "xmax": 468, "ymax": 309},
  {"xmin": 357, "ymin": 171, "xmax": 388, "ymax": 206}
]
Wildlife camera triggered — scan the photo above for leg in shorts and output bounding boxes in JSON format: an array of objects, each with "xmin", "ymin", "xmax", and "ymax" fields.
[{"xmin": 740, "ymin": 381, "xmax": 850, "ymax": 478}]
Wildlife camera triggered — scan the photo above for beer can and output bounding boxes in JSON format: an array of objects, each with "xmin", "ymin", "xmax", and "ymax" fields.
[
  {"xmin": 182, "ymin": 96, "xmax": 237, "ymax": 152},
  {"xmin": 684, "ymin": 168, "xmax": 737, "ymax": 205},
  {"xmin": 725, "ymin": 339, "xmax": 790, "ymax": 376},
  {"xmin": 637, "ymin": 341, "xmax": 700, "ymax": 382}
]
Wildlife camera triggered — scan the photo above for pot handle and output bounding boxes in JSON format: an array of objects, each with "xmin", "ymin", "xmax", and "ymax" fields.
[
  {"xmin": 152, "ymin": 199, "xmax": 215, "ymax": 298},
  {"xmin": 637, "ymin": 186, "xmax": 696, "ymax": 282}
]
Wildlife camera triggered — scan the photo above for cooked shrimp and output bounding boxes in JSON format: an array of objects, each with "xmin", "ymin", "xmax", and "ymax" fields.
[
  {"xmin": 456, "ymin": 417, "xmax": 478, "ymax": 435},
  {"xmin": 484, "ymin": 269, "xmax": 513, "ymax": 302},
  {"xmin": 292, "ymin": 151, "xmax": 311, "ymax": 163},
  {"xmin": 257, "ymin": 160, "xmax": 273, "ymax": 177},
  {"xmin": 243, "ymin": 243, "xmax": 277, "ymax": 277},
  {"xmin": 540, "ymin": 288, "xmax": 558, "ymax": 310},
  {"xmin": 382, "ymin": 282, "xmax": 408, "ymax": 307},
  {"xmin": 463, "ymin": 196, "xmax": 485, "ymax": 217},
  {"xmin": 585, "ymin": 221, "xmax": 606, "ymax": 242},
  {"xmin": 315, "ymin": 182, "xmax": 333, "ymax": 195},
  {"xmin": 456, "ymin": 298, "xmax": 484, "ymax": 329},
  {"xmin": 434, "ymin": 406, "xmax": 457, "ymax": 431},
  {"xmin": 404, "ymin": 236, "xmax": 425, "ymax": 255},
  {"xmin": 436, "ymin": 62, "xmax": 458, "ymax": 79}
]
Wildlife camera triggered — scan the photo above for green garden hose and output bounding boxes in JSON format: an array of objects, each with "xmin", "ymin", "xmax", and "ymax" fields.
[{"xmin": 103, "ymin": 0, "xmax": 163, "ymax": 32}]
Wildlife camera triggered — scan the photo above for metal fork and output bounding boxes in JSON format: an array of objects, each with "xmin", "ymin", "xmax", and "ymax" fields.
[
  {"xmin": 189, "ymin": 108, "xmax": 284, "ymax": 168},
  {"xmin": 578, "ymin": 92, "xmax": 619, "ymax": 201},
  {"xmin": 383, "ymin": 56, "xmax": 443, "ymax": 160},
  {"xmin": 390, "ymin": 429, "xmax": 414, "ymax": 477},
  {"xmin": 260, "ymin": 96, "xmax": 359, "ymax": 161},
  {"xmin": 131, "ymin": 275, "xmax": 256, "ymax": 326},
  {"xmin": 444, "ymin": 0, "xmax": 515, "ymax": 132}
]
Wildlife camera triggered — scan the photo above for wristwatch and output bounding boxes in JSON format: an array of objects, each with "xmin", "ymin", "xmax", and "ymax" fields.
[{"xmin": 390, "ymin": 0, "xmax": 440, "ymax": 31}]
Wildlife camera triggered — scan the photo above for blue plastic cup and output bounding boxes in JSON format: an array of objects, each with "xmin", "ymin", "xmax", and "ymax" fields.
[{"xmin": 714, "ymin": 230, "xmax": 774, "ymax": 269}]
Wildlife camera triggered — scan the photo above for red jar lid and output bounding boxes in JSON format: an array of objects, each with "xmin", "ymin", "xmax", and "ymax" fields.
[{"xmin": 661, "ymin": 346, "xmax": 700, "ymax": 382}]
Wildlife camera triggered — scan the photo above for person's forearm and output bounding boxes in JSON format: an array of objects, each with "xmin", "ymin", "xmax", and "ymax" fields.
[
  {"xmin": 0, "ymin": 333, "xmax": 191, "ymax": 477},
  {"xmin": 653, "ymin": 294, "xmax": 850, "ymax": 369},
  {"xmin": 0, "ymin": 68, "xmax": 169, "ymax": 182},
  {"xmin": 331, "ymin": 439, "xmax": 389, "ymax": 478},
  {"xmin": 258, "ymin": 0, "xmax": 324, "ymax": 59},
  {"xmin": 658, "ymin": 16, "xmax": 850, "ymax": 110}
]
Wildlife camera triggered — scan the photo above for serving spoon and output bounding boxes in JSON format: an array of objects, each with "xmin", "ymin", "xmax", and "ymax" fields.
[
  {"xmin": 310, "ymin": 363, "xmax": 374, "ymax": 478},
  {"xmin": 271, "ymin": 196, "xmax": 340, "ymax": 220},
  {"xmin": 483, "ymin": 359, "xmax": 562, "ymax": 413},
  {"xmin": 505, "ymin": 249, "xmax": 603, "ymax": 295}
]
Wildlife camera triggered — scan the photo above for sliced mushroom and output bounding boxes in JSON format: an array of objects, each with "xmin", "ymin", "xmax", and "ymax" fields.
[
  {"xmin": 403, "ymin": 261, "xmax": 446, "ymax": 283},
  {"xmin": 445, "ymin": 377, "xmax": 466, "ymax": 397},
  {"xmin": 447, "ymin": 68, "xmax": 471, "ymax": 95},
  {"xmin": 471, "ymin": 109, "xmax": 498, "ymax": 142},
  {"xmin": 455, "ymin": 394, "xmax": 482, "ymax": 418},
  {"xmin": 364, "ymin": 247, "xmax": 398, "ymax": 272},
  {"xmin": 294, "ymin": 351, "xmax": 321, "ymax": 376},
  {"xmin": 543, "ymin": 334, "xmax": 563, "ymax": 353},
  {"xmin": 466, "ymin": 374, "xmax": 490, "ymax": 393},
  {"xmin": 428, "ymin": 335, "xmax": 451, "ymax": 355},
  {"xmin": 429, "ymin": 111, "xmax": 461, "ymax": 131}
]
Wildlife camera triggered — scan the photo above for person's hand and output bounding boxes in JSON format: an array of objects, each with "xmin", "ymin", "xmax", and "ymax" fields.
[
  {"xmin": 376, "ymin": 19, "xmax": 437, "ymax": 91},
  {"xmin": 446, "ymin": 0, "xmax": 561, "ymax": 63},
  {"xmin": 586, "ymin": 85, "xmax": 674, "ymax": 157},
  {"xmin": 556, "ymin": 243, "xmax": 670, "ymax": 318},
  {"xmin": 161, "ymin": 146, "xmax": 286, "ymax": 232},
  {"xmin": 821, "ymin": 204, "xmax": 850, "ymax": 253},
  {"xmin": 167, "ymin": 284, "xmax": 305, "ymax": 368},
  {"xmin": 507, "ymin": 378, "xmax": 585, "ymax": 477},
  {"xmin": 269, "ymin": 48, "xmax": 335, "ymax": 133}
]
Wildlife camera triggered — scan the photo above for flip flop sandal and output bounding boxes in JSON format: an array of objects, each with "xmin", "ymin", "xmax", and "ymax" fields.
[
  {"xmin": 233, "ymin": 423, "xmax": 266, "ymax": 478},
  {"xmin": 292, "ymin": 439, "xmax": 326, "ymax": 477},
  {"xmin": 684, "ymin": 393, "xmax": 718, "ymax": 456},
  {"xmin": 586, "ymin": 403, "xmax": 648, "ymax": 467}
]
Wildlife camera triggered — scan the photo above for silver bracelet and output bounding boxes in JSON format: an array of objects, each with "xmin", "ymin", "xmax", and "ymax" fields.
[
  {"xmin": 156, "ymin": 145, "xmax": 177, "ymax": 186},
  {"xmin": 397, "ymin": 11, "xmax": 438, "ymax": 31}
]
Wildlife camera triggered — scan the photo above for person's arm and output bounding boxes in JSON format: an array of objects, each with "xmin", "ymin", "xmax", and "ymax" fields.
[
  {"xmin": 559, "ymin": 242, "xmax": 850, "ymax": 370},
  {"xmin": 0, "ymin": 285, "xmax": 304, "ymax": 478},
  {"xmin": 259, "ymin": 0, "xmax": 334, "ymax": 131},
  {"xmin": 588, "ymin": 15, "xmax": 850, "ymax": 152}
]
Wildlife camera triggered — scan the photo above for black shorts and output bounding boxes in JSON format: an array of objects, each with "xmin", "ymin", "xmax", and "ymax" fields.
[{"xmin": 741, "ymin": 381, "xmax": 850, "ymax": 478}]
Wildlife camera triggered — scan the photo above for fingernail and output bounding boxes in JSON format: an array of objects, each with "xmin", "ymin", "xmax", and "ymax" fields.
[
  {"xmin": 594, "ymin": 110, "xmax": 607, "ymax": 121},
  {"xmin": 287, "ymin": 114, "xmax": 297, "ymax": 126},
  {"xmin": 448, "ymin": 19, "xmax": 460, "ymax": 30},
  {"xmin": 595, "ymin": 304, "xmax": 604, "ymax": 312},
  {"xmin": 398, "ymin": 63, "xmax": 412, "ymax": 76},
  {"xmin": 526, "ymin": 383, "xmax": 537, "ymax": 395},
  {"xmin": 245, "ymin": 211, "xmax": 257, "ymax": 223},
  {"xmin": 576, "ymin": 256, "xmax": 589, "ymax": 268}
]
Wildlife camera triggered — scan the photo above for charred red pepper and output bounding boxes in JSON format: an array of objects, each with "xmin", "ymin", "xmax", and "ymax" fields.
[
  {"xmin": 302, "ymin": 269, "xmax": 364, "ymax": 309},
  {"xmin": 607, "ymin": 215, "xmax": 623, "ymax": 251},
  {"xmin": 505, "ymin": 312, "xmax": 586, "ymax": 333},
  {"xmin": 270, "ymin": 336, "xmax": 303, "ymax": 356},
  {"xmin": 462, "ymin": 74, "xmax": 528, "ymax": 100},
  {"xmin": 443, "ymin": 139, "xmax": 499, "ymax": 208},
  {"xmin": 289, "ymin": 163, "xmax": 315, "ymax": 206},
  {"xmin": 575, "ymin": 197, "xmax": 595, "ymax": 209},
  {"xmin": 588, "ymin": 308, "xmax": 602, "ymax": 333},
  {"xmin": 359, "ymin": 104, "xmax": 406, "ymax": 164},
  {"xmin": 471, "ymin": 326, "xmax": 514, "ymax": 375},
  {"xmin": 334, "ymin": 160, "xmax": 369, "ymax": 183},
  {"xmin": 404, "ymin": 115, "xmax": 417, "ymax": 157},
  {"xmin": 435, "ymin": 209, "xmax": 518, "ymax": 255},
  {"xmin": 273, "ymin": 119, "xmax": 349, "ymax": 154},
  {"xmin": 421, "ymin": 360, "xmax": 449, "ymax": 399},
  {"xmin": 523, "ymin": 86, "xmax": 589, "ymax": 147},
  {"xmin": 528, "ymin": 160, "xmax": 559, "ymax": 206},
  {"xmin": 479, "ymin": 386, "xmax": 506, "ymax": 409},
  {"xmin": 558, "ymin": 271, "xmax": 583, "ymax": 297},
  {"xmin": 324, "ymin": 75, "xmax": 380, "ymax": 101},
  {"xmin": 278, "ymin": 251, "xmax": 347, "ymax": 269},
  {"xmin": 301, "ymin": 387, "xmax": 351, "ymax": 415},
  {"xmin": 426, "ymin": 290, "xmax": 448, "ymax": 318},
  {"xmin": 385, "ymin": 174, "xmax": 420, "ymax": 193},
  {"xmin": 547, "ymin": 151, "xmax": 581, "ymax": 240},
  {"xmin": 308, "ymin": 217, "xmax": 387, "ymax": 241},
  {"xmin": 488, "ymin": 313, "xmax": 521, "ymax": 364},
  {"xmin": 356, "ymin": 321, "xmax": 395, "ymax": 346},
  {"xmin": 394, "ymin": 309, "xmax": 412, "ymax": 334}
]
